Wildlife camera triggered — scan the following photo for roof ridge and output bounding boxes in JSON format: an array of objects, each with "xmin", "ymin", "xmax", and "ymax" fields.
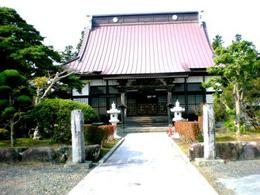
[
  {"xmin": 93, "ymin": 21, "xmax": 199, "ymax": 28},
  {"xmin": 92, "ymin": 11, "xmax": 199, "ymax": 18}
]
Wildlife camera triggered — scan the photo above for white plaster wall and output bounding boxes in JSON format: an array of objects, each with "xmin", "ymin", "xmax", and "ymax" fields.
[
  {"xmin": 90, "ymin": 79, "xmax": 106, "ymax": 86},
  {"xmin": 187, "ymin": 76, "xmax": 203, "ymax": 83},
  {"xmin": 108, "ymin": 80, "xmax": 119, "ymax": 85},
  {"xmin": 173, "ymin": 78, "xmax": 185, "ymax": 83},
  {"xmin": 72, "ymin": 83, "xmax": 89, "ymax": 96},
  {"xmin": 205, "ymin": 76, "xmax": 216, "ymax": 82}
]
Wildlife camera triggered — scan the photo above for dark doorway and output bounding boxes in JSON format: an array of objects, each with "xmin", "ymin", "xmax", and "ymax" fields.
[{"xmin": 127, "ymin": 92, "xmax": 167, "ymax": 116}]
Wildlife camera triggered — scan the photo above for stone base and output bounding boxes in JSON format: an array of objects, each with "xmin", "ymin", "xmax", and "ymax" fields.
[
  {"xmin": 172, "ymin": 132, "xmax": 180, "ymax": 139},
  {"xmin": 64, "ymin": 160, "xmax": 94, "ymax": 169},
  {"xmin": 189, "ymin": 142, "xmax": 260, "ymax": 161},
  {"xmin": 194, "ymin": 158, "xmax": 225, "ymax": 167}
]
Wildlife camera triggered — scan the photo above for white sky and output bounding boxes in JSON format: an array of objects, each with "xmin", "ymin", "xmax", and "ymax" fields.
[{"xmin": 1, "ymin": 0, "xmax": 260, "ymax": 51}]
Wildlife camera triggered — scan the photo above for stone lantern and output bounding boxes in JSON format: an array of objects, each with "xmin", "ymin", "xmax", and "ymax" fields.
[
  {"xmin": 107, "ymin": 102, "xmax": 121, "ymax": 138},
  {"xmin": 170, "ymin": 100, "xmax": 185, "ymax": 122}
]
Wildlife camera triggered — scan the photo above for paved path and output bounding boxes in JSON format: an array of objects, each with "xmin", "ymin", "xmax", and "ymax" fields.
[{"xmin": 69, "ymin": 133, "xmax": 217, "ymax": 195}]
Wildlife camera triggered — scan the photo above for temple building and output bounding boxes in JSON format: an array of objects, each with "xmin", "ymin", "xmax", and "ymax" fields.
[{"xmin": 66, "ymin": 11, "xmax": 214, "ymax": 125}]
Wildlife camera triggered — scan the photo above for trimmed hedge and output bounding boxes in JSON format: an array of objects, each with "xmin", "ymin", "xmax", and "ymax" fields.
[
  {"xmin": 175, "ymin": 121, "xmax": 201, "ymax": 142},
  {"xmin": 30, "ymin": 98, "xmax": 99, "ymax": 143},
  {"xmin": 84, "ymin": 125, "xmax": 114, "ymax": 145}
]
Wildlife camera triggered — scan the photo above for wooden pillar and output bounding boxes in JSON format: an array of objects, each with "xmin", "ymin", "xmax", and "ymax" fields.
[
  {"xmin": 164, "ymin": 78, "xmax": 174, "ymax": 125},
  {"xmin": 105, "ymin": 80, "xmax": 109, "ymax": 110},
  {"xmin": 117, "ymin": 79, "xmax": 128, "ymax": 127},
  {"xmin": 202, "ymin": 76, "xmax": 206, "ymax": 103},
  {"xmin": 71, "ymin": 110, "xmax": 85, "ymax": 163},
  {"xmin": 203, "ymin": 104, "xmax": 216, "ymax": 160},
  {"xmin": 167, "ymin": 90, "xmax": 172, "ymax": 125},
  {"xmin": 184, "ymin": 78, "xmax": 188, "ymax": 115},
  {"xmin": 121, "ymin": 92, "xmax": 126, "ymax": 106},
  {"xmin": 120, "ymin": 91, "xmax": 127, "ymax": 117}
]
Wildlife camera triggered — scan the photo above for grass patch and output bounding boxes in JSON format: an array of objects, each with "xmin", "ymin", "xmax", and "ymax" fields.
[
  {"xmin": 216, "ymin": 131, "xmax": 260, "ymax": 142},
  {"xmin": 174, "ymin": 139, "xmax": 190, "ymax": 155},
  {"xmin": 174, "ymin": 130, "xmax": 260, "ymax": 158},
  {"xmin": 0, "ymin": 138, "xmax": 56, "ymax": 148}
]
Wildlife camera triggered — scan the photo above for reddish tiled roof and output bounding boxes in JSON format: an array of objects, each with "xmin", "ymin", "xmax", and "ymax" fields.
[{"xmin": 66, "ymin": 13, "xmax": 213, "ymax": 76}]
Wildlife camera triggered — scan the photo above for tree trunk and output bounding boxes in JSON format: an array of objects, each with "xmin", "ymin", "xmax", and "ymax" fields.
[
  {"xmin": 235, "ymin": 88, "xmax": 241, "ymax": 136},
  {"xmin": 35, "ymin": 87, "xmax": 40, "ymax": 105},
  {"xmin": 10, "ymin": 120, "xmax": 15, "ymax": 147}
]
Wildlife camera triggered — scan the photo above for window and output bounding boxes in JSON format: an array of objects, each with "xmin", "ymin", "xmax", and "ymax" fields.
[
  {"xmin": 90, "ymin": 86, "xmax": 106, "ymax": 95},
  {"xmin": 173, "ymin": 84, "xmax": 184, "ymax": 92},
  {"xmin": 109, "ymin": 86, "xmax": 119, "ymax": 94},
  {"xmin": 91, "ymin": 97, "xmax": 106, "ymax": 115},
  {"xmin": 108, "ymin": 96, "xmax": 121, "ymax": 107},
  {"xmin": 187, "ymin": 83, "xmax": 203, "ymax": 91},
  {"xmin": 187, "ymin": 94, "xmax": 203, "ymax": 113},
  {"xmin": 172, "ymin": 95, "xmax": 185, "ymax": 107},
  {"xmin": 89, "ymin": 84, "xmax": 121, "ymax": 116}
]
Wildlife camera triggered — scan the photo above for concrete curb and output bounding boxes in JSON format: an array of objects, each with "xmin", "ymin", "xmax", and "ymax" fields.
[
  {"xmin": 169, "ymin": 137, "xmax": 218, "ymax": 194},
  {"xmin": 98, "ymin": 137, "xmax": 125, "ymax": 164},
  {"xmin": 168, "ymin": 136, "xmax": 190, "ymax": 163}
]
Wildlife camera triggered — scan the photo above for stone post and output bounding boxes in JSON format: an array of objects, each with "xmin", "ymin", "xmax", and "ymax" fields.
[
  {"xmin": 203, "ymin": 104, "xmax": 216, "ymax": 160},
  {"xmin": 71, "ymin": 110, "xmax": 85, "ymax": 163}
]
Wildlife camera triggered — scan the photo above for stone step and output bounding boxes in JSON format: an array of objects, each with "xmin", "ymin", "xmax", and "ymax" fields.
[
  {"xmin": 125, "ymin": 116, "xmax": 168, "ymax": 127},
  {"xmin": 121, "ymin": 126, "xmax": 169, "ymax": 133},
  {"xmin": 126, "ymin": 116, "xmax": 167, "ymax": 122}
]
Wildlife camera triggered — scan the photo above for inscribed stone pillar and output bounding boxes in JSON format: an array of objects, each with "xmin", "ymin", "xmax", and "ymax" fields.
[
  {"xmin": 71, "ymin": 110, "xmax": 85, "ymax": 163},
  {"xmin": 203, "ymin": 104, "xmax": 216, "ymax": 160}
]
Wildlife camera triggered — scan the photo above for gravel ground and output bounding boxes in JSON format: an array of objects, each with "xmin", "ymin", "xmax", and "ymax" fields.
[
  {"xmin": 196, "ymin": 159, "xmax": 260, "ymax": 195},
  {"xmin": 1, "ymin": 145, "xmax": 259, "ymax": 195},
  {"xmin": 0, "ymin": 162, "xmax": 91, "ymax": 195}
]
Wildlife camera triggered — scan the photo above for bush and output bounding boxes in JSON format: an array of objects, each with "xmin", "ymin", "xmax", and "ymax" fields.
[
  {"xmin": 30, "ymin": 98, "xmax": 99, "ymax": 143},
  {"xmin": 84, "ymin": 125, "xmax": 114, "ymax": 145},
  {"xmin": 99, "ymin": 125, "xmax": 115, "ymax": 139},
  {"xmin": 175, "ymin": 121, "xmax": 200, "ymax": 143},
  {"xmin": 214, "ymin": 97, "xmax": 226, "ymax": 122},
  {"xmin": 224, "ymin": 109, "xmax": 236, "ymax": 132},
  {"xmin": 0, "ymin": 128, "xmax": 9, "ymax": 140}
]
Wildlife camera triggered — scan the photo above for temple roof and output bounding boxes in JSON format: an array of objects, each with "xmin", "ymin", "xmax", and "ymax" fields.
[{"xmin": 66, "ymin": 12, "xmax": 213, "ymax": 77}]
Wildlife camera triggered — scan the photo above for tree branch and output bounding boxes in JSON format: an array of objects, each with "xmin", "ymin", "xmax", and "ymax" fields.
[{"xmin": 38, "ymin": 70, "xmax": 75, "ymax": 104}]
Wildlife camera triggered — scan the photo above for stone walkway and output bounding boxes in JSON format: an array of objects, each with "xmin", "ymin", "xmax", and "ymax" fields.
[{"xmin": 69, "ymin": 133, "xmax": 217, "ymax": 195}]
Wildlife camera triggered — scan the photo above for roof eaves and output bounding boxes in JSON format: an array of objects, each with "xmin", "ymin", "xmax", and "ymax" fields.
[
  {"xmin": 62, "ymin": 56, "xmax": 80, "ymax": 66},
  {"xmin": 201, "ymin": 21, "xmax": 213, "ymax": 52},
  {"xmin": 78, "ymin": 28, "xmax": 91, "ymax": 62},
  {"xmin": 102, "ymin": 73, "xmax": 190, "ymax": 80}
]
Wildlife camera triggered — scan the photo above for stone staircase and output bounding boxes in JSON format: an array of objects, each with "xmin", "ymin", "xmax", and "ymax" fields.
[
  {"xmin": 125, "ymin": 116, "xmax": 168, "ymax": 127},
  {"xmin": 122, "ymin": 116, "xmax": 169, "ymax": 133}
]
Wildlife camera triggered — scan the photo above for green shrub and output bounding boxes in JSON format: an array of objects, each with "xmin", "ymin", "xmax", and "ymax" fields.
[
  {"xmin": 224, "ymin": 109, "xmax": 236, "ymax": 132},
  {"xmin": 84, "ymin": 125, "xmax": 114, "ymax": 145},
  {"xmin": 214, "ymin": 97, "xmax": 226, "ymax": 122},
  {"xmin": 196, "ymin": 132, "xmax": 204, "ymax": 142},
  {"xmin": 30, "ymin": 98, "xmax": 99, "ymax": 143},
  {"xmin": 0, "ymin": 128, "xmax": 9, "ymax": 140}
]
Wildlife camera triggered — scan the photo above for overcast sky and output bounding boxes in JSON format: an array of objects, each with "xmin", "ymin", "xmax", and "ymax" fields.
[{"xmin": 2, "ymin": 0, "xmax": 260, "ymax": 51}]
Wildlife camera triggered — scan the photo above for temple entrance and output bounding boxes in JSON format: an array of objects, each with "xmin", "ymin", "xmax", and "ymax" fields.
[{"xmin": 127, "ymin": 92, "xmax": 167, "ymax": 116}]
